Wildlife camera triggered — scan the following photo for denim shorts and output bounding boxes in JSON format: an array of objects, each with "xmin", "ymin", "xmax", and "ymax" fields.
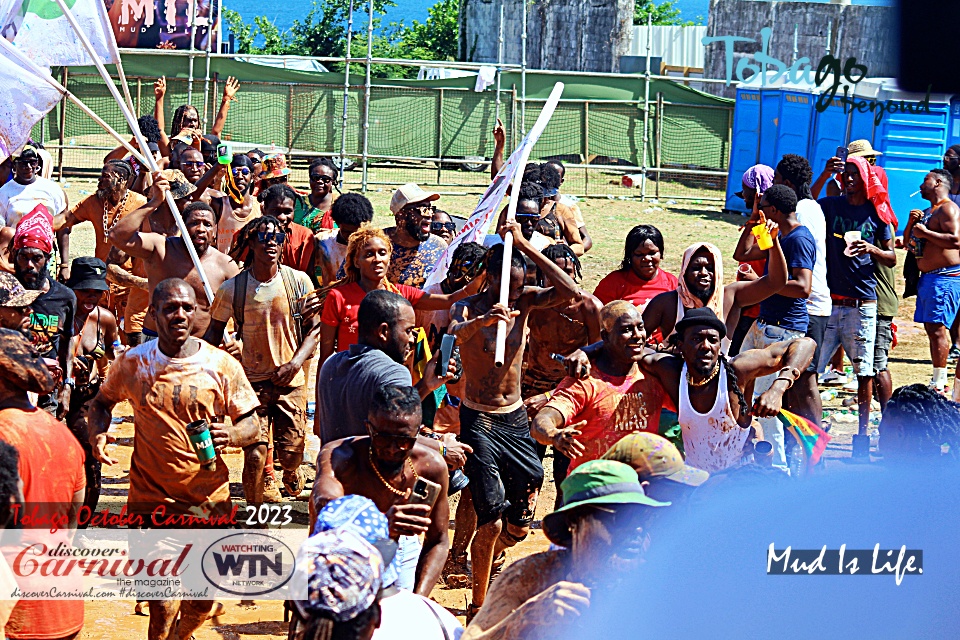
[
  {"xmin": 818, "ymin": 303, "xmax": 878, "ymax": 377},
  {"xmin": 874, "ymin": 316, "xmax": 894, "ymax": 373}
]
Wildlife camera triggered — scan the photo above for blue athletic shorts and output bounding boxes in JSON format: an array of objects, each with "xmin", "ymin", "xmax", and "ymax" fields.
[{"xmin": 915, "ymin": 265, "xmax": 960, "ymax": 326}]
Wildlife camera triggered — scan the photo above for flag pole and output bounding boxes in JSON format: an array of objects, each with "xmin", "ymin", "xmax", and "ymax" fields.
[
  {"xmin": 0, "ymin": 38, "xmax": 148, "ymax": 166},
  {"xmin": 52, "ymin": 0, "xmax": 215, "ymax": 304},
  {"xmin": 493, "ymin": 82, "xmax": 564, "ymax": 367}
]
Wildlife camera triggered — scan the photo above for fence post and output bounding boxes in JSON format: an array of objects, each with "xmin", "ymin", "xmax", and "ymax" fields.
[
  {"xmin": 520, "ymin": 0, "xmax": 527, "ymax": 134},
  {"xmin": 57, "ymin": 68, "xmax": 67, "ymax": 181},
  {"xmin": 436, "ymin": 88, "xmax": 444, "ymax": 185},
  {"xmin": 583, "ymin": 101, "xmax": 589, "ymax": 196},
  {"xmin": 339, "ymin": 0, "xmax": 356, "ymax": 190},
  {"xmin": 186, "ymin": 0, "xmax": 197, "ymax": 104},
  {"xmin": 360, "ymin": 0, "xmax": 374, "ymax": 193},
  {"xmin": 287, "ymin": 85, "xmax": 294, "ymax": 157},
  {"xmin": 656, "ymin": 92, "xmax": 663, "ymax": 200},
  {"xmin": 495, "ymin": 0, "xmax": 504, "ymax": 125},
  {"xmin": 640, "ymin": 12, "xmax": 652, "ymax": 202},
  {"xmin": 136, "ymin": 78, "xmax": 142, "ymax": 116}
]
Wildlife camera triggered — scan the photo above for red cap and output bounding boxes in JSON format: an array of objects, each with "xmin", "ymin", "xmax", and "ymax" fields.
[{"xmin": 13, "ymin": 204, "xmax": 54, "ymax": 254}]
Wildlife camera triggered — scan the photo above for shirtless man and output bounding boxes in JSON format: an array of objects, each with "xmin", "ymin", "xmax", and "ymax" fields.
[
  {"xmin": 569, "ymin": 308, "xmax": 815, "ymax": 473},
  {"xmin": 520, "ymin": 244, "xmax": 600, "ymax": 497},
  {"xmin": 312, "ymin": 385, "xmax": 449, "ymax": 596},
  {"xmin": 108, "ymin": 175, "xmax": 239, "ymax": 338},
  {"xmin": 447, "ymin": 220, "xmax": 580, "ymax": 619},
  {"xmin": 642, "ymin": 233, "xmax": 788, "ymax": 347},
  {"xmin": 903, "ymin": 168, "xmax": 960, "ymax": 392}
]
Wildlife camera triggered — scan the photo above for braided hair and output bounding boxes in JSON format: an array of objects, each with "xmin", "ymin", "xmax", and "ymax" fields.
[
  {"xmin": 260, "ymin": 182, "xmax": 303, "ymax": 211},
  {"xmin": 104, "ymin": 159, "xmax": 133, "ymax": 183},
  {"xmin": 719, "ymin": 353, "xmax": 750, "ymax": 424},
  {"xmin": 170, "ymin": 104, "xmax": 199, "ymax": 137},
  {"xmin": 229, "ymin": 215, "xmax": 285, "ymax": 267},
  {"xmin": 539, "ymin": 243, "xmax": 582, "ymax": 285},
  {"xmin": 880, "ymin": 384, "xmax": 960, "ymax": 461}
]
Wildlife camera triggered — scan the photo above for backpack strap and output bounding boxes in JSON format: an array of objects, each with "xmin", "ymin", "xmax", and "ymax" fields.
[
  {"xmin": 279, "ymin": 265, "xmax": 305, "ymax": 347},
  {"xmin": 233, "ymin": 270, "xmax": 249, "ymax": 337}
]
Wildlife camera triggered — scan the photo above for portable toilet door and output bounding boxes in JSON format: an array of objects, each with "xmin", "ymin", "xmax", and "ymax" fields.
[
  {"xmin": 949, "ymin": 97, "xmax": 960, "ymax": 148},
  {"xmin": 808, "ymin": 92, "xmax": 849, "ymax": 185},
  {"xmin": 725, "ymin": 85, "xmax": 762, "ymax": 214},
  {"xmin": 773, "ymin": 87, "xmax": 815, "ymax": 165},
  {"xmin": 869, "ymin": 80, "xmax": 951, "ymax": 230},
  {"xmin": 758, "ymin": 87, "xmax": 783, "ymax": 168}
]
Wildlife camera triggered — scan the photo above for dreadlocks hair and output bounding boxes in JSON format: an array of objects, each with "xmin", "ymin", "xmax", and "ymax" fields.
[
  {"xmin": 880, "ymin": 384, "xmax": 960, "ymax": 462},
  {"xmin": 450, "ymin": 240, "xmax": 488, "ymax": 275},
  {"xmin": 170, "ymin": 104, "xmax": 199, "ymax": 137},
  {"xmin": 621, "ymin": 224, "xmax": 664, "ymax": 271},
  {"xmin": 720, "ymin": 353, "xmax": 750, "ymax": 424},
  {"xmin": 137, "ymin": 115, "xmax": 163, "ymax": 144},
  {"xmin": 775, "ymin": 154, "xmax": 813, "ymax": 200},
  {"xmin": 537, "ymin": 162, "xmax": 563, "ymax": 192},
  {"xmin": 104, "ymin": 159, "xmax": 133, "ymax": 183},
  {"xmin": 259, "ymin": 183, "xmax": 303, "ymax": 211},
  {"xmin": 229, "ymin": 215, "xmax": 285, "ymax": 266},
  {"xmin": 539, "ymin": 243, "xmax": 582, "ymax": 285}
]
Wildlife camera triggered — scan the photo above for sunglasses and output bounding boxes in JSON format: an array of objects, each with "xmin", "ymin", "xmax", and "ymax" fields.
[
  {"xmin": 256, "ymin": 231, "xmax": 287, "ymax": 244},
  {"xmin": 431, "ymin": 222, "xmax": 456, "ymax": 233},
  {"xmin": 310, "ymin": 173, "xmax": 333, "ymax": 183},
  {"xmin": 403, "ymin": 204, "xmax": 435, "ymax": 218},
  {"xmin": 232, "ymin": 167, "xmax": 251, "ymax": 176},
  {"xmin": 366, "ymin": 422, "xmax": 418, "ymax": 450},
  {"xmin": 180, "ymin": 161, "xmax": 205, "ymax": 168},
  {"xmin": 516, "ymin": 213, "xmax": 540, "ymax": 221}
]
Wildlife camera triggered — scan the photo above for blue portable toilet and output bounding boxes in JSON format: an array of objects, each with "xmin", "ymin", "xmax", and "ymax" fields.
[
  {"xmin": 772, "ymin": 88, "xmax": 814, "ymax": 163},
  {"xmin": 948, "ymin": 97, "xmax": 960, "ymax": 149},
  {"xmin": 863, "ymin": 79, "xmax": 952, "ymax": 230},
  {"xmin": 725, "ymin": 86, "xmax": 761, "ymax": 213}
]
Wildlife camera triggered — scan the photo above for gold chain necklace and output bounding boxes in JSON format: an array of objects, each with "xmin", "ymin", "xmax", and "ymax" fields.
[
  {"xmin": 686, "ymin": 361, "xmax": 721, "ymax": 387},
  {"xmin": 102, "ymin": 190, "xmax": 130, "ymax": 242},
  {"xmin": 368, "ymin": 446, "xmax": 419, "ymax": 497}
]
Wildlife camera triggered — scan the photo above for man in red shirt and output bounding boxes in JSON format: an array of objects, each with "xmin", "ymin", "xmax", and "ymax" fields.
[
  {"xmin": 0, "ymin": 329, "xmax": 86, "ymax": 640},
  {"xmin": 260, "ymin": 184, "xmax": 316, "ymax": 282},
  {"xmin": 531, "ymin": 301, "xmax": 664, "ymax": 471}
]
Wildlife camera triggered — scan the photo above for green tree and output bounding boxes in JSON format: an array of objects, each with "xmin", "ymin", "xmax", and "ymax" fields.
[
  {"xmin": 399, "ymin": 0, "xmax": 460, "ymax": 61},
  {"xmin": 633, "ymin": 0, "xmax": 701, "ymax": 26}
]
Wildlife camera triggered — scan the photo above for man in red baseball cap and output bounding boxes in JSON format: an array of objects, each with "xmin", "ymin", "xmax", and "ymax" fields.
[{"xmin": 12, "ymin": 204, "xmax": 77, "ymax": 418}]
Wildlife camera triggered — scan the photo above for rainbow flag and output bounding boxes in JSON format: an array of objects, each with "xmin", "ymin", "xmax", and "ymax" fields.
[{"xmin": 778, "ymin": 409, "xmax": 831, "ymax": 471}]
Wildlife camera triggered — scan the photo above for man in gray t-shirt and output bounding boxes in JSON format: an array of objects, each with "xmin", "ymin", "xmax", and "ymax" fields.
[{"xmin": 315, "ymin": 289, "xmax": 454, "ymax": 444}]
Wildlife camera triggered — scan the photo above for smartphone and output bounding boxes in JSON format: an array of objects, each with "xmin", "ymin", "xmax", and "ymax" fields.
[
  {"xmin": 436, "ymin": 333, "xmax": 456, "ymax": 376},
  {"xmin": 409, "ymin": 477, "xmax": 441, "ymax": 508},
  {"xmin": 217, "ymin": 143, "xmax": 232, "ymax": 165},
  {"xmin": 835, "ymin": 146, "xmax": 849, "ymax": 163}
]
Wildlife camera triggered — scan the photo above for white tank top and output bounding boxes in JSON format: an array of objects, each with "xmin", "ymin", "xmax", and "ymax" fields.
[{"xmin": 678, "ymin": 362, "xmax": 749, "ymax": 472}]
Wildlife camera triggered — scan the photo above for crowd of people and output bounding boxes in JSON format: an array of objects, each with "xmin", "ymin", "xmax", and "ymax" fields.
[{"xmin": 0, "ymin": 86, "xmax": 958, "ymax": 640}]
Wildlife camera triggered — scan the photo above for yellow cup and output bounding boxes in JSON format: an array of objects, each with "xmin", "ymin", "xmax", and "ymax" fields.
[{"xmin": 752, "ymin": 224, "xmax": 773, "ymax": 250}]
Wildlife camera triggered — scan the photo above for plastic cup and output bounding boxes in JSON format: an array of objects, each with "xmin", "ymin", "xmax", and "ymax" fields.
[
  {"xmin": 752, "ymin": 224, "xmax": 773, "ymax": 250},
  {"xmin": 844, "ymin": 230, "xmax": 862, "ymax": 257},
  {"xmin": 186, "ymin": 419, "xmax": 217, "ymax": 471}
]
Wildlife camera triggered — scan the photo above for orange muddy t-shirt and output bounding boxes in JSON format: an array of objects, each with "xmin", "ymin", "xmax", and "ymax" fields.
[
  {"xmin": 99, "ymin": 339, "xmax": 259, "ymax": 515},
  {"xmin": 544, "ymin": 367, "xmax": 665, "ymax": 471},
  {"xmin": 0, "ymin": 408, "xmax": 85, "ymax": 640}
]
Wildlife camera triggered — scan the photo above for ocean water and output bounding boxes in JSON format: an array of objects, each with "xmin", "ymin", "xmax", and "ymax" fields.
[{"xmin": 226, "ymin": 0, "xmax": 712, "ymax": 35}]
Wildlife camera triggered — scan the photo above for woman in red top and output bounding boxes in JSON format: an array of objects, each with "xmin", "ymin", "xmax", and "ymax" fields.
[
  {"xmin": 594, "ymin": 224, "xmax": 678, "ymax": 309},
  {"xmin": 318, "ymin": 226, "xmax": 476, "ymax": 364}
]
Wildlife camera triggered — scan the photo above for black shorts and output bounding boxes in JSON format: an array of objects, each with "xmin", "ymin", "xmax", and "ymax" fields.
[
  {"xmin": 806, "ymin": 314, "xmax": 830, "ymax": 373},
  {"xmin": 460, "ymin": 404, "xmax": 544, "ymax": 528}
]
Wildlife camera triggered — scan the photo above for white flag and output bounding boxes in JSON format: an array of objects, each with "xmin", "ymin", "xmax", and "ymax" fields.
[
  {"xmin": 423, "ymin": 83, "xmax": 565, "ymax": 288},
  {"xmin": 10, "ymin": 0, "xmax": 118, "ymax": 67},
  {"xmin": 0, "ymin": 38, "xmax": 64, "ymax": 162}
]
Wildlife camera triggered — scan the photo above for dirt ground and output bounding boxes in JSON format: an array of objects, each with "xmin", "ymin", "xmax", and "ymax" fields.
[{"xmin": 53, "ymin": 179, "xmax": 936, "ymax": 638}]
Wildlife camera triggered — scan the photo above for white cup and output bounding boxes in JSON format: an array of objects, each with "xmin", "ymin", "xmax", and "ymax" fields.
[{"xmin": 843, "ymin": 230, "xmax": 862, "ymax": 257}]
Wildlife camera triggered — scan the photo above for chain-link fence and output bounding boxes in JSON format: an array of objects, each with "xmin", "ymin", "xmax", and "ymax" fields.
[{"xmin": 35, "ymin": 58, "xmax": 733, "ymax": 202}]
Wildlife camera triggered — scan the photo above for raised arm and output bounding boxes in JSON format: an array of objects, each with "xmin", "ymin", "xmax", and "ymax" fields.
[
  {"xmin": 153, "ymin": 77, "xmax": 170, "ymax": 156},
  {"xmin": 729, "ymin": 221, "xmax": 788, "ymax": 308},
  {"xmin": 414, "ymin": 277, "xmax": 483, "ymax": 311},
  {"xmin": 811, "ymin": 156, "xmax": 844, "ymax": 199},
  {"xmin": 733, "ymin": 336, "xmax": 816, "ymax": 417},
  {"xmin": 490, "ymin": 118, "xmax": 505, "ymax": 179},
  {"xmin": 504, "ymin": 221, "xmax": 579, "ymax": 308},
  {"xmin": 210, "ymin": 77, "xmax": 239, "ymax": 136},
  {"xmin": 733, "ymin": 207, "xmax": 767, "ymax": 262},
  {"xmin": 108, "ymin": 174, "xmax": 170, "ymax": 260}
]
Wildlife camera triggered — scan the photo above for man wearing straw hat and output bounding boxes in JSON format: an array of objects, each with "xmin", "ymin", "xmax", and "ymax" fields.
[
  {"xmin": 447, "ymin": 220, "xmax": 579, "ymax": 619},
  {"xmin": 463, "ymin": 459, "xmax": 669, "ymax": 638}
]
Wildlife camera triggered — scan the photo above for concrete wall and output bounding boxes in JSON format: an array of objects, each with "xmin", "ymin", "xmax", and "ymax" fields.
[
  {"xmin": 461, "ymin": 0, "xmax": 636, "ymax": 72},
  {"xmin": 703, "ymin": 0, "xmax": 896, "ymax": 98}
]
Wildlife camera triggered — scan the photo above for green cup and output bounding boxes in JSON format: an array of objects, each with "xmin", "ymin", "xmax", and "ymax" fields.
[{"xmin": 186, "ymin": 419, "xmax": 217, "ymax": 471}]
